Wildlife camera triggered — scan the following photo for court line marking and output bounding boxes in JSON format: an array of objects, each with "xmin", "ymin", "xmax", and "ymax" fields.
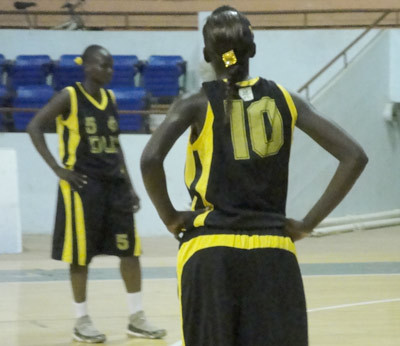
[
  {"xmin": 170, "ymin": 342, "xmax": 182, "ymax": 346},
  {"xmin": 1, "ymin": 272, "xmax": 400, "ymax": 284},
  {"xmin": 169, "ymin": 298, "xmax": 400, "ymax": 346},
  {"xmin": 308, "ymin": 297, "xmax": 400, "ymax": 312}
]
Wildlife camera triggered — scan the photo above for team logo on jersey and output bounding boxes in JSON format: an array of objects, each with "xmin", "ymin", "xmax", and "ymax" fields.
[{"xmin": 108, "ymin": 116, "xmax": 118, "ymax": 132}]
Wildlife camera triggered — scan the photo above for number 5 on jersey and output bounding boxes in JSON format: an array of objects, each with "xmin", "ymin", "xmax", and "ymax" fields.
[{"xmin": 230, "ymin": 96, "xmax": 284, "ymax": 160}]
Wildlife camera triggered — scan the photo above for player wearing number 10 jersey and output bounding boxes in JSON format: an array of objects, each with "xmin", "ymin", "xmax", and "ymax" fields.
[{"xmin": 141, "ymin": 5, "xmax": 367, "ymax": 346}]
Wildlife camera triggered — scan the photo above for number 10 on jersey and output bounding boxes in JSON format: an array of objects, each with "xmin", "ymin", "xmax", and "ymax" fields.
[{"xmin": 230, "ymin": 96, "xmax": 284, "ymax": 160}]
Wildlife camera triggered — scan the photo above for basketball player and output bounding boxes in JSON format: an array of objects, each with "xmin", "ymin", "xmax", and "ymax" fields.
[
  {"xmin": 27, "ymin": 45, "xmax": 166, "ymax": 343},
  {"xmin": 141, "ymin": 6, "xmax": 368, "ymax": 346}
]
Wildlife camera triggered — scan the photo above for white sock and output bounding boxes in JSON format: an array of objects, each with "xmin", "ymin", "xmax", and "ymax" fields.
[
  {"xmin": 127, "ymin": 292, "xmax": 143, "ymax": 315},
  {"xmin": 74, "ymin": 301, "xmax": 88, "ymax": 318}
]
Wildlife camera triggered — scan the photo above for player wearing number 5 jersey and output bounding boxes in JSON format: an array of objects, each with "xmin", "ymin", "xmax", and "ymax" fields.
[
  {"xmin": 141, "ymin": 6, "xmax": 368, "ymax": 346},
  {"xmin": 27, "ymin": 45, "xmax": 166, "ymax": 343}
]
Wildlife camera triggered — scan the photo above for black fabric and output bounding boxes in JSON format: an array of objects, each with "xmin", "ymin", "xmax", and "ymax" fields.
[
  {"xmin": 52, "ymin": 177, "xmax": 137, "ymax": 265},
  {"xmin": 180, "ymin": 245, "xmax": 308, "ymax": 346},
  {"xmin": 188, "ymin": 78, "xmax": 294, "ymax": 230}
]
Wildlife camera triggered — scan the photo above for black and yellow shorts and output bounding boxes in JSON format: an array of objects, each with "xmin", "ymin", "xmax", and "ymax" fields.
[
  {"xmin": 177, "ymin": 228, "xmax": 308, "ymax": 346},
  {"xmin": 52, "ymin": 176, "xmax": 141, "ymax": 266}
]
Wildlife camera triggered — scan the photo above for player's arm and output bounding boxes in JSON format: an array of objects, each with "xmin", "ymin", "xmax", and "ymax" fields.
[
  {"xmin": 141, "ymin": 92, "xmax": 205, "ymax": 235},
  {"xmin": 27, "ymin": 89, "xmax": 87, "ymax": 190},
  {"xmin": 286, "ymin": 93, "xmax": 368, "ymax": 240},
  {"xmin": 118, "ymin": 150, "xmax": 141, "ymax": 212}
]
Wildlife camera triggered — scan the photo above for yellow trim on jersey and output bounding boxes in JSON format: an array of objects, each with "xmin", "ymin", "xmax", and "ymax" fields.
[
  {"xmin": 236, "ymin": 77, "xmax": 260, "ymax": 87},
  {"xmin": 277, "ymin": 84, "xmax": 298, "ymax": 134},
  {"xmin": 77, "ymin": 82, "xmax": 108, "ymax": 110},
  {"xmin": 184, "ymin": 103, "xmax": 215, "ymax": 226},
  {"xmin": 60, "ymin": 180, "xmax": 73, "ymax": 263},
  {"xmin": 133, "ymin": 224, "xmax": 142, "ymax": 256},
  {"xmin": 108, "ymin": 89, "xmax": 117, "ymax": 106},
  {"xmin": 184, "ymin": 138, "xmax": 196, "ymax": 190},
  {"xmin": 176, "ymin": 233, "xmax": 296, "ymax": 345},
  {"xmin": 73, "ymin": 191, "xmax": 87, "ymax": 266},
  {"xmin": 56, "ymin": 87, "xmax": 81, "ymax": 170},
  {"xmin": 222, "ymin": 77, "xmax": 260, "ymax": 87}
]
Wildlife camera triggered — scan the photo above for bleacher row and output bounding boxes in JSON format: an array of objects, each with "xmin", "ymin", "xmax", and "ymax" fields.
[{"xmin": 0, "ymin": 54, "xmax": 186, "ymax": 132}]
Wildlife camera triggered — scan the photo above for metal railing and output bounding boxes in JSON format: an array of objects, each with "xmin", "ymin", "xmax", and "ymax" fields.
[{"xmin": 297, "ymin": 11, "xmax": 391, "ymax": 99}]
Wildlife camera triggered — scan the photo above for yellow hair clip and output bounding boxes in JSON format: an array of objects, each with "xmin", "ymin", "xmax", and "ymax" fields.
[
  {"xmin": 74, "ymin": 56, "xmax": 83, "ymax": 65},
  {"xmin": 222, "ymin": 50, "xmax": 237, "ymax": 68},
  {"xmin": 249, "ymin": 25, "xmax": 253, "ymax": 33}
]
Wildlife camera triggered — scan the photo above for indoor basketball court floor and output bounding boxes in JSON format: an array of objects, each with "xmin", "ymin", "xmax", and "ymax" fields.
[{"xmin": 0, "ymin": 226, "xmax": 399, "ymax": 346}]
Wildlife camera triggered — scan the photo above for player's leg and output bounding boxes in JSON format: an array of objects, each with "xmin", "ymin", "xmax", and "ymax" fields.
[
  {"xmin": 53, "ymin": 179, "xmax": 106, "ymax": 343},
  {"xmin": 106, "ymin": 178, "xmax": 166, "ymax": 339},
  {"xmin": 70, "ymin": 264, "xmax": 106, "ymax": 343}
]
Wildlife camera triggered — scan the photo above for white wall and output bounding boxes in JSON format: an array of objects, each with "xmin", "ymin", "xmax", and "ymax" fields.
[
  {"xmin": 389, "ymin": 30, "xmax": 400, "ymax": 102},
  {"xmin": 287, "ymin": 31, "xmax": 400, "ymax": 218}
]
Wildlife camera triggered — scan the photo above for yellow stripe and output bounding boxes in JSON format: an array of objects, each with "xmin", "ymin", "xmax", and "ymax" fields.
[
  {"xmin": 56, "ymin": 86, "xmax": 76, "ymax": 163},
  {"xmin": 222, "ymin": 77, "xmax": 260, "ymax": 87},
  {"xmin": 60, "ymin": 180, "xmax": 73, "ymax": 263},
  {"xmin": 64, "ymin": 87, "xmax": 80, "ymax": 169},
  {"xmin": 133, "ymin": 224, "xmax": 142, "ymax": 256},
  {"xmin": 189, "ymin": 103, "xmax": 215, "ymax": 227},
  {"xmin": 184, "ymin": 136, "xmax": 196, "ymax": 189},
  {"xmin": 277, "ymin": 84, "xmax": 298, "ymax": 134},
  {"xmin": 73, "ymin": 191, "xmax": 87, "ymax": 266},
  {"xmin": 236, "ymin": 77, "xmax": 260, "ymax": 87},
  {"xmin": 77, "ymin": 82, "xmax": 108, "ymax": 110},
  {"xmin": 56, "ymin": 119, "xmax": 66, "ymax": 163},
  {"xmin": 176, "ymin": 233, "xmax": 296, "ymax": 345},
  {"xmin": 108, "ymin": 89, "xmax": 116, "ymax": 106}
]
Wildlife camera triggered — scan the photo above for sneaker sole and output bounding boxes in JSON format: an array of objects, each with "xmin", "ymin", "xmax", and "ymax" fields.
[
  {"xmin": 126, "ymin": 329, "xmax": 166, "ymax": 339},
  {"xmin": 73, "ymin": 333, "xmax": 106, "ymax": 344}
]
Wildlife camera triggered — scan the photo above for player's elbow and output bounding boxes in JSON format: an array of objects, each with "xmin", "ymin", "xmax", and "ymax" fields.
[
  {"xmin": 140, "ymin": 150, "xmax": 163, "ymax": 175},
  {"xmin": 347, "ymin": 146, "xmax": 368, "ymax": 173}
]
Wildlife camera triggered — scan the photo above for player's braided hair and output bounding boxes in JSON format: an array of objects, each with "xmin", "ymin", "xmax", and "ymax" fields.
[{"xmin": 203, "ymin": 6, "xmax": 255, "ymax": 121}]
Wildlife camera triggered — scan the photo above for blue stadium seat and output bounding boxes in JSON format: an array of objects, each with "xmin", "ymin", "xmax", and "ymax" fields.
[
  {"xmin": 111, "ymin": 87, "xmax": 148, "ymax": 132},
  {"xmin": 0, "ymin": 85, "xmax": 8, "ymax": 131},
  {"xmin": 12, "ymin": 85, "xmax": 54, "ymax": 131},
  {"xmin": 0, "ymin": 54, "xmax": 6, "ymax": 75},
  {"xmin": 7, "ymin": 55, "xmax": 52, "ymax": 88},
  {"xmin": 107, "ymin": 55, "xmax": 140, "ymax": 88},
  {"xmin": 142, "ymin": 55, "xmax": 186, "ymax": 100},
  {"xmin": 53, "ymin": 54, "xmax": 84, "ymax": 90}
]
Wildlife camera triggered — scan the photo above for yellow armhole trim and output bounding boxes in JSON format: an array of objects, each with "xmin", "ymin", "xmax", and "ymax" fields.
[
  {"xmin": 61, "ymin": 86, "xmax": 77, "ymax": 123},
  {"xmin": 277, "ymin": 84, "xmax": 297, "ymax": 133},
  {"xmin": 108, "ymin": 89, "xmax": 116, "ymax": 106},
  {"xmin": 191, "ymin": 103, "xmax": 213, "ymax": 150}
]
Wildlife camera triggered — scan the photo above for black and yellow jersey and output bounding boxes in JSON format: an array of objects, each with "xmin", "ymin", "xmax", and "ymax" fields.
[
  {"xmin": 56, "ymin": 82, "xmax": 123, "ymax": 179},
  {"xmin": 185, "ymin": 77, "xmax": 297, "ymax": 230}
]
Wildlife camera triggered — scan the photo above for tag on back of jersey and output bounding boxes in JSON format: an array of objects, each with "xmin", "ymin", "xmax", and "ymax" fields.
[{"xmin": 238, "ymin": 87, "xmax": 254, "ymax": 102}]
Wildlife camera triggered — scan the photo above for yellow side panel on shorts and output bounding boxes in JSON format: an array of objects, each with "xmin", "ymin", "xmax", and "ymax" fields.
[
  {"xmin": 59, "ymin": 180, "xmax": 73, "ymax": 263},
  {"xmin": 133, "ymin": 224, "xmax": 142, "ymax": 256},
  {"xmin": 73, "ymin": 191, "xmax": 87, "ymax": 266}
]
